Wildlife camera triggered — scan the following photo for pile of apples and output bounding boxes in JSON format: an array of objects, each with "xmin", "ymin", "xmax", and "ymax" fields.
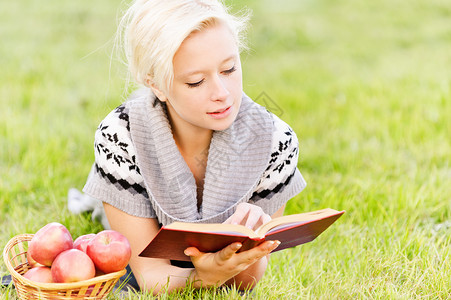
[{"xmin": 23, "ymin": 222, "xmax": 131, "ymax": 283}]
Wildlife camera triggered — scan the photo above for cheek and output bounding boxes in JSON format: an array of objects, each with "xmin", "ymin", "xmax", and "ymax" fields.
[{"xmin": 226, "ymin": 71, "xmax": 243, "ymax": 94}]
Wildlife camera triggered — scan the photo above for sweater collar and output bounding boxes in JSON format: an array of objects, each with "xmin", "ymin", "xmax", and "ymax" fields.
[{"xmin": 128, "ymin": 88, "xmax": 273, "ymax": 225}]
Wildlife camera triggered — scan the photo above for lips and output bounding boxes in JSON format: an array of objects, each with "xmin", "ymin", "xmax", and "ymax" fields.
[
  {"xmin": 206, "ymin": 105, "xmax": 233, "ymax": 120},
  {"xmin": 207, "ymin": 106, "xmax": 231, "ymax": 115}
]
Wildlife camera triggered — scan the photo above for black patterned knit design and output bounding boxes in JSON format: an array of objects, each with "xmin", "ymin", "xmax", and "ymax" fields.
[
  {"xmin": 92, "ymin": 103, "xmax": 299, "ymax": 206},
  {"xmin": 250, "ymin": 123, "xmax": 299, "ymax": 202},
  {"xmin": 93, "ymin": 104, "xmax": 148, "ymax": 198}
]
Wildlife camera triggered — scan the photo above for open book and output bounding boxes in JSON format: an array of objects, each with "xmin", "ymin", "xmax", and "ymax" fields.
[{"xmin": 139, "ymin": 208, "xmax": 345, "ymax": 261}]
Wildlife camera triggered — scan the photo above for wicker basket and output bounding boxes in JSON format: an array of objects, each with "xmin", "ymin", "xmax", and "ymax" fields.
[{"xmin": 3, "ymin": 234, "xmax": 127, "ymax": 300}]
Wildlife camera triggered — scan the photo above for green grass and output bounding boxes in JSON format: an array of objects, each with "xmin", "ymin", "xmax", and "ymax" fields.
[{"xmin": 1, "ymin": 0, "xmax": 450, "ymax": 299}]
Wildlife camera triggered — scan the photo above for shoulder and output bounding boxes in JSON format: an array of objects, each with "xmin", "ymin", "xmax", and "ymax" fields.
[
  {"xmin": 95, "ymin": 88, "xmax": 152, "ymax": 144},
  {"xmin": 94, "ymin": 103, "xmax": 132, "ymax": 157},
  {"xmin": 93, "ymin": 101, "xmax": 141, "ymax": 175},
  {"xmin": 269, "ymin": 114, "xmax": 299, "ymax": 167},
  {"xmin": 241, "ymin": 92, "xmax": 298, "ymax": 154},
  {"xmin": 96, "ymin": 88, "xmax": 152, "ymax": 134},
  {"xmin": 250, "ymin": 113, "xmax": 300, "ymax": 196},
  {"xmin": 271, "ymin": 114, "xmax": 298, "ymax": 143},
  {"xmin": 98, "ymin": 103, "xmax": 130, "ymax": 134},
  {"xmin": 249, "ymin": 113, "xmax": 303, "ymax": 206}
]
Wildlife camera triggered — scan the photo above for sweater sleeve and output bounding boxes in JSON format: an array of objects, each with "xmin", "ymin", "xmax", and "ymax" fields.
[
  {"xmin": 249, "ymin": 114, "xmax": 307, "ymax": 215},
  {"xmin": 83, "ymin": 104, "xmax": 157, "ymax": 218}
]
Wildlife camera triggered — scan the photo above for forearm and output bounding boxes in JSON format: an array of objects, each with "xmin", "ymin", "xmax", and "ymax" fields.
[
  {"xmin": 135, "ymin": 255, "xmax": 269, "ymax": 294},
  {"xmin": 135, "ymin": 265, "xmax": 201, "ymax": 295},
  {"xmin": 225, "ymin": 255, "xmax": 269, "ymax": 290}
]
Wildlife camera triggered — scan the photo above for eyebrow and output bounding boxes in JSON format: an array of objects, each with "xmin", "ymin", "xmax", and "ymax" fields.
[{"xmin": 179, "ymin": 54, "xmax": 237, "ymax": 78}]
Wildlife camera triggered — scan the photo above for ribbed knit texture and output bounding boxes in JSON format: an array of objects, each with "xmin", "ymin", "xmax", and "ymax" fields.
[{"xmin": 83, "ymin": 88, "xmax": 306, "ymax": 226}]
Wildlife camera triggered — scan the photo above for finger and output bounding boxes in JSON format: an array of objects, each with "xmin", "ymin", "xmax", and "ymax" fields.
[
  {"xmin": 243, "ymin": 207, "xmax": 267, "ymax": 229},
  {"xmin": 263, "ymin": 240, "xmax": 281, "ymax": 252},
  {"xmin": 254, "ymin": 213, "xmax": 272, "ymax": 230},
  {"xmin": 184, "ymin": 247, "xmax": 202, "ymax": 258},
  {"xmin": 217, "ymin": 242, "xmax": 242, "ymax": 261},
  {"xmin": 227, "ymin": 204, "xmax": 251, "ymax": 225},
  {"xmin": 262, "ymin": 213, "xmax": 272, "ymax": 224},
  {"xmin": 236, "ymin": 240, "xmax": 281, "ymax": 264},
  {"xmin": 244, "ymin": 212, "xmax": 260, "ymax": 229},
  {"xmin": 255, "ymin": 240, "xmax": 280, "ymax": 254},
  {"xmin": 223, "ymin": 214, "xmax": 234, "ymax": 224}
]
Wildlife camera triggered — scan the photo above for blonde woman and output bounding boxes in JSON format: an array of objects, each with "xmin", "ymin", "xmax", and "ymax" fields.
[{"xmin": 82, "ymin": 0, "xmax": 306, "ymax": 294}]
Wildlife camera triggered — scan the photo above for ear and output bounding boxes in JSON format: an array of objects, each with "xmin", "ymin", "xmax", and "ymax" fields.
[{"xmin": 147, "ymin": 80, "xmax": 168, "ymax": 102}]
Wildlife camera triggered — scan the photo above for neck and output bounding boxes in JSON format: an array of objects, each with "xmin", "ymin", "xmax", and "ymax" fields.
[
  {"xmin": 165, "ymin": 106, "xmax": 213, "ymax": 158},
  {"xmin": 173, "ymin": 126, "xmax": 212, "ymax": 158}
]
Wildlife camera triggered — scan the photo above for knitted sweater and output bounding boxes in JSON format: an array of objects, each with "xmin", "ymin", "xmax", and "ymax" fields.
[{"xmin": 83, "ymin": 88, "xmax": 306, "ymax": 227}]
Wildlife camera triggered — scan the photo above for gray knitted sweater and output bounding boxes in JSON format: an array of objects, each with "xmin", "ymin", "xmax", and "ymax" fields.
[{"xmin": 83, "ymin": 88, "xmax": 306, "ymax": 227}]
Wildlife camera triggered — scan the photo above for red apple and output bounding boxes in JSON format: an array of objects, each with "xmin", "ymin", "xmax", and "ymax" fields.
[
  {"xmin": 51, "ymin": 249, "xmax": 96, "ymax": 283},
  {"xmin": 23, "ymin": 266, "xmax": 53, "ymax": 283},
  {"xmin": 86, "ymin": 230, "xmax": 131, "ymax": 273},
  {"xmin": 28, "ymin": 222, "xmax": 73, "ymax": 266},
  {"xmin": 74, "ymin": 234, "xmax": 96, "ymax": 253},
  {"xmin": 27, "ymin": 251, "xmax": 43, "ymax": 268}
]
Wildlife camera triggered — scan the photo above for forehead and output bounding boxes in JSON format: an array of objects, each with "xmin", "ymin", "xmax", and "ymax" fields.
[{"xmin": 173, "ymin": 22, "xmax": 239, "ymax": 77}]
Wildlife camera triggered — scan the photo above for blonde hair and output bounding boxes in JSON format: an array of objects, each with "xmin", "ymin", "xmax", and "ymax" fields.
[{"xmin": 116, "ymin": 0, "xmax": 250, "ymax": 94}]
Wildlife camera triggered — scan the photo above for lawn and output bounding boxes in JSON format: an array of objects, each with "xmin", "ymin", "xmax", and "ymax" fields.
[{"xmin": 1, "ymin": 0, "xmax": 450, "ymax": 299}]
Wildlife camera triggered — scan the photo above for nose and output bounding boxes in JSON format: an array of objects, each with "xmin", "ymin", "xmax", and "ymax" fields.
[{"xmin": 210, "ymin": 75, "xmax": 230, "ymax": 102}]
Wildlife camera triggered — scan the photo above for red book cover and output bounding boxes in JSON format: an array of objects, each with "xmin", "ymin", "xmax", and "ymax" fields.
[{"xmin": 139, "ymin": 209, "xmax": 344, "ymax": 261}]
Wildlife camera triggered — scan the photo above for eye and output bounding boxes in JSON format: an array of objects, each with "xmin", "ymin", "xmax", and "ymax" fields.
[
  {"xmin": 223, "ymin": 66, "xmax": 236, "ymax": 75},
  {"xmin": 186, "ymin": 79, "xmax": 204, "ymax": 88}
]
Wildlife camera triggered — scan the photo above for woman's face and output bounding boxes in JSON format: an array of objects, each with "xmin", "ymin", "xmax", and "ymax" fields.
[{"xmin": 161, "ymin": 22, "xmax": 243, "ymax": 135}]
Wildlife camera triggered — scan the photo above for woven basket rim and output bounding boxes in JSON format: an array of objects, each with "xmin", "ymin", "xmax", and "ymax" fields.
[{"xmin": 3, "ymin": 233, "xmax": 126, "ymax": 291}]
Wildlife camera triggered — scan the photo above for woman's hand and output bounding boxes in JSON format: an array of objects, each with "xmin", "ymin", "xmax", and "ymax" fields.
[
  {"xmin": 184, "ymin": 203, "xmax": 280, "ymax": 287},
  {"xmin": 224, "ymin": 202, "xmax": 272, "ymax": 230},
  {"xmin": 185, "ymin": 240, "xmax": 280, "ymax": 287}
]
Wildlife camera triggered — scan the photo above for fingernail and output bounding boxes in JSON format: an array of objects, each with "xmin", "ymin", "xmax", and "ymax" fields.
[
  {"xmin": 184, "ymin": 250, "xmax": 191, "ymax": 256},
  {"xmin": 268, "ymin": 241, "xmax": 280, "ymax": 251},
  {"xmin": 233, "ymin": 243, "xmax": 242, "ymax": 251},
  {"xmin": 266, "ymin": 241, "xmax": 275, "ymax": 251}
]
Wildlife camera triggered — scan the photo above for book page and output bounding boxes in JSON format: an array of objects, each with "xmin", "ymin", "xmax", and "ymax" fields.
[
  {"xmin": 256, "ymin": 208, "xmax": 342, "ymax": 235},
  {"xmin": 165, "ymin": 222, "xmax": 259, "ymax": 238},
  {"xmin": 264, "ymin": 221, "xmax": 309, "ymax": 235},
  {"xmin": 164, "ymin": 208, "xmax": 343, "ymax": 239}
]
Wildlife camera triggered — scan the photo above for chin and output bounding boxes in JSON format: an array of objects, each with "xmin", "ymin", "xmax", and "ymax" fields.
[
  {"xmin": 212, "ymin": 123, "xmax": 233, "ymax": 131},
  {"xmin": 212, "ymin": 115, "xmax": 238, "ymax": 131}
]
